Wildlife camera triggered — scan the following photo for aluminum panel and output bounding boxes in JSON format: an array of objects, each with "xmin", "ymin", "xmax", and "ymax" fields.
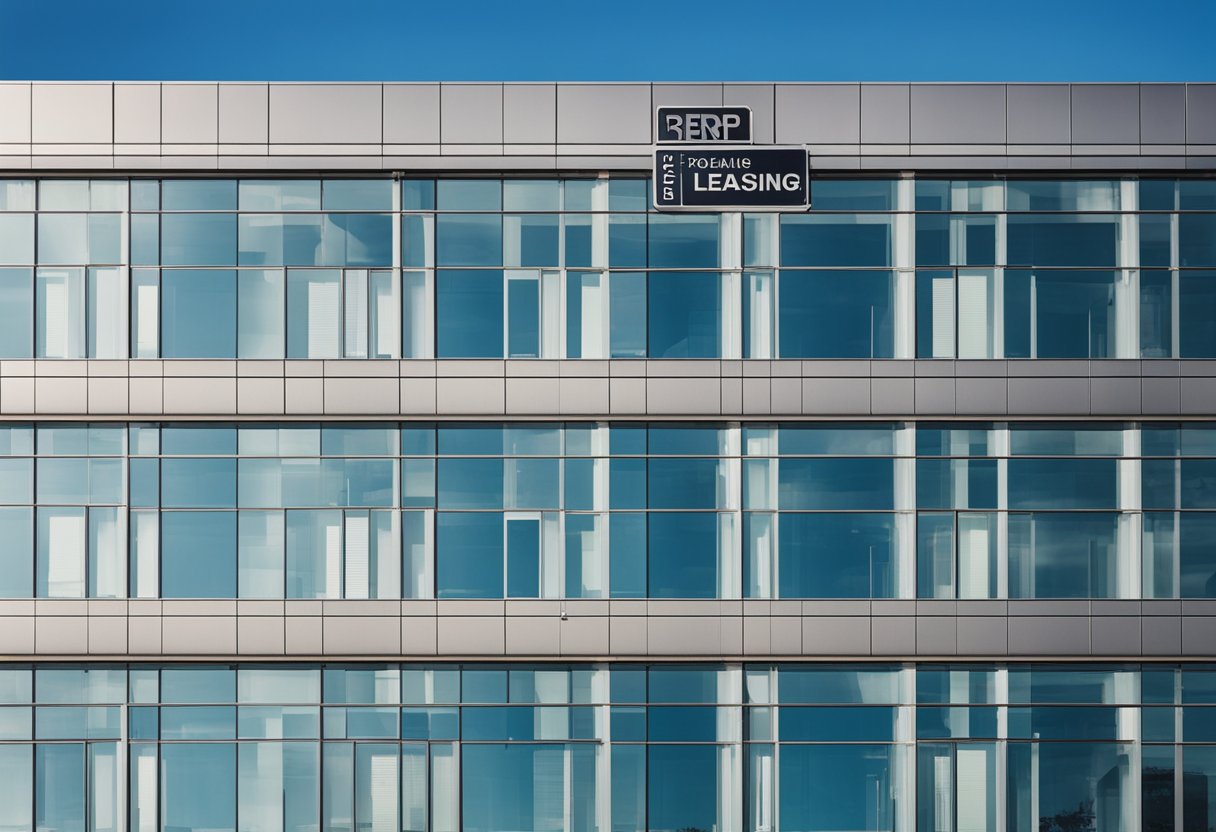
[
  {"xmin": 32, "ymin": 83, "xmax": 112, "ymax": 143},
  {"xmin": 775, "ymin": 84, "xmax": 860, "ymax": 144},
  {"xmin": 1071, "ymin": 84, "xmax": 1140, "ymax": 144},
  {"xmin": 269, "ymin": 84, "xmax": 382, "ymax": 144},
  {"xmin": 441, "ymin": 84, "xmax": 503, "ymax": 144},
  {"xmin": 910, "ymin": 85, "xmax": 1006, "ymax": 144},
  {"xmin": 556, "ymin": 84, "xmax": 652, "ymax": 144}
]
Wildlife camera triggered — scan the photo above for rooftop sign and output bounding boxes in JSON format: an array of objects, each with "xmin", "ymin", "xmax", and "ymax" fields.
[
  {"xmin": 653, "ymin": 146, "xmax": 810, "ymax": 211},
  {"xmin": 656, "ymin": 106, "xmax": 752, "ymax": 144},
  {"xmin": 653, "ymin": 105, "xmax": 808, "ymax": 211}
]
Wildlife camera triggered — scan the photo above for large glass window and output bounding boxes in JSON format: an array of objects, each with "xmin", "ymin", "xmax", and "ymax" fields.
[
  {"xmin": 779, "ymin": 270, "xmax": 895, "ymax": 358},
  {"xmin": 9, "ymin": 175, "xmax": 1216, "ymax": 358},
  {"xmin": 0, "ymin": 419, "xmax": 1201, "ymax": 601},
  {"xmin": 161, "ymin": 269, "xmax": 236, "ymax": 358},
  {"xmin": 436, "ymin": 270, "xmax": 504, "ymax": 358},
  {"xmin": 0, "ymin": 661, "xmax": 1210, "ymax": 832}
]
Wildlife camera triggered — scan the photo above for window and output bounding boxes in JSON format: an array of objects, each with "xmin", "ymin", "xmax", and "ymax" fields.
[
  {"xmin": 1004, "ymin": 270, "xmax": 1126, "ymax": 359},
  {"xmin": 779, "ymin": 270, "xmax": 895, "ymax": 358},
  {"xmin": 160, "ymin": 269, "xmax": 236, "ymax": 358},
  {"xmin": 161, "ymin": 511, "xmax": 237, "ymax": 598},
  {"xmin": 436, "ymin": 270, "xmax": 503, "ymax": 358},
  {"xmin": 648, "ymin": 272, "xmax": 722, "ymax": 358}
]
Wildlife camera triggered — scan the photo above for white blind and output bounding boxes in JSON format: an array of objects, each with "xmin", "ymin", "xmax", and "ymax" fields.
[
  {"xmin": 933, "ymin": 754, "xmax": 953, "ymax": 832},
  {"xmin": 135, "ymin": 281, "xmax": 159, "ymax": 358},
  {"xmin": 344, "ymin": 514, "xmax": 369, "ymax": 600},
  {"xmin": 369, "ymin": 751, "xmax": 398, "ymax": 832},
  {"xmin": 324, "ymin": 519, "xmax": 343, "ymax": 598},
  {"xmin": 135, "ymin": 751, "xmax": 157, "ymax": 832},
  {"xmin": 958, "ymin": 272, "xmax": 992, "ymax": 359},
  {"xmin": 578, "ymin": 273, "xmax": 606, "ymax": 359},
  {"xmin": 307, "ymin": 277, "xmax": 341, "ymax": 358},
  {"xmin": 370, "ymin": 272, "xmax": 397, "ymax": 359},
  {"xmin": 401, "ymin": 272, "xmax": 430, "ymax": 360},
  {"xmin": 931, "ymin": 274, "xmax": 955, "ymax": 358},
  {"xmin": 371, "ymin": 512, "xmax": 400, "ymax": 601},
  {"xmin": 343, "ymin": 270, "xmax": 368, "ymax": 358},
  {"xmin": 88, "ymin": 267, "xmax": 125, "ymax": 359},
  {"xmin": 956, "ymin": 748, "xmax": 989, "ymax": 832},
  {"xmin": 47, "ymin": 510, "xmax": 86, "ymax": 598},
  {"xmin": 958, "ymin": 515, "xmax": 991, "ymax": 599}
]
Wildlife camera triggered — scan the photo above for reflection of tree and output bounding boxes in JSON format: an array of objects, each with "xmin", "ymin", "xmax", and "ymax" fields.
[
  {"xmin": 1039, "ymin": 799, "xmax": 1095, "ymax": 832},
  {"xmin": 677, "ymin": 828, "xmax": 709, "ymax": 832},
  {"xmin": 1143, "ymin": 765, "xmax": 1174, "ymax": 832}
]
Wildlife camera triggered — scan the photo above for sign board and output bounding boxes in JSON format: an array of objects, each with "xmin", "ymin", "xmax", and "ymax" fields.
[
  {"xmin": 656, "ymin": 106, "xmax": 751, "ymax": 144},
  {"xmin": 653, "ymin": 147, "xmax": 810, "ymax": 211}
]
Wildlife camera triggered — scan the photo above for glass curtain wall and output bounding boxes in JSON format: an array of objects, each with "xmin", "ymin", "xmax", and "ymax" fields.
[
  {"xmin": 1, "ymin": 420, "xmax": 1216, "ymax": 601},
  {"xmin": 5, "ymin": 177, "xmax": 1216, "ymax": 361},
  {"xmin": 3, "ymin": 662, "xmax": 1216, "ymax": 832}
]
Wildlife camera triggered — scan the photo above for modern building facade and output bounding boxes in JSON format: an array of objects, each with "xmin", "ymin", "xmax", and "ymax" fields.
[{"xmin": 0, "ymin": 80, "xmax": 1213, "ymax": 831}]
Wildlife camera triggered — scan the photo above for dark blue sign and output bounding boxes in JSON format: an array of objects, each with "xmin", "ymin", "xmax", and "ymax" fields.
[
  {"xmin": 656, "ymin": 106, "xmax": 752, "ymax": 143},
  {"xmin": 653, "ymin": 147, "xmax": 810, "ymax": 210}
]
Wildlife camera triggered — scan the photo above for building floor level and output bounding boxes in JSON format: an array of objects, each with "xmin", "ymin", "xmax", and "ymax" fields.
[{"xmin": 0, "ymin": 661, "xmax": 1211, "ymax": 832}]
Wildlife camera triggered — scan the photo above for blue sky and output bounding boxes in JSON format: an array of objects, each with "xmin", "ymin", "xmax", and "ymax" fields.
[{"xmin": 1, "ymin": 0, "xmax": 1213, "ymax": 81}]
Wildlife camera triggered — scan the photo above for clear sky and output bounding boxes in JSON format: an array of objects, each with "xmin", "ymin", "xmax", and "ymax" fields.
[{"xmin": 1, "ymin": 0, "xmax": 1213, "ymax": 82}]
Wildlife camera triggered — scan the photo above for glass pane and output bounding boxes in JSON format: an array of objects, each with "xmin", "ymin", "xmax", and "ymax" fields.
[
  {"xmin": 1004, "ymin": 270, "xmax": 1121, "ymax": 358},
  {"xmin": 506, "ymin": 517, "xmax": 540, "ymax": 598},
  {"xmin": 238, "ymin": 741, "xmax": 319, "ymax": 832},
  {"xmin": 162, "ymin": 180, "xmax": 237, "ymax": 210},
  {"xmin": 436, "ymin": 214, "xmax": 502, "ymax": 266},
  {"xmin": 161, "ymin": 511, "xmax": 237, "ymax": 598},
  {"xmin": 355, "ymin": 744, "xmax": 398, "ymax": 832},
  {"xmin": 37, "ymin": 506, "xmax": 85, "ymax": 598},
  {"xmin": 1007, "ymin": 742, "xmax": 1133, "ymax": 832},
  {"xmin": 436, "ymin": 270, "xmax": 503, "ymax": 358},
  {"xmin": 161, "ymin": 269, "xmax": 236, "ymax": 358},
  {"xmin": 238, "ymin": 269, "xmax": 285, "ymax": 358},
  {"xmin": 161, "ymin": 214, "xmax": 237, "ymax": 266},
  {"xmin": 1006, "ymin": 214, "xmax": 1119, "ymax": 267},
  {"xmin": 0, "ymin": 214, "xmax": 33, "ymax": 265},
  {"xmin": 36, "ymin": 266, "xmax": 85, "ymax": 358},
  {"xmin": 779, "ymin": 512, "xmax": 896, "ymax": 599},
  {"xmin": 648, "ymin": 513, "xmax": 719, "ymax": 598},
  {"xmin": 436, "ymin": 512, "xmax": 502, "ymax": 598},
  {"xmin": 779, "ymin": 270, "xmax": 894, "ymax": 358},
  {"xmin": 648, "ymin": 214, "xmax": 719, "ymax": 268},
  {"xmin": 437, "ymin": 180, "xmax": 501, "ymax": 211},
  {"xmin": 239, "ymin": 511, "xmax": 285, "ymax": 598},
  {"xmin": 239, "ymin": 180, "xmax": 321, "ymax": 211},
  {"xmin": 780, "ymin": 744, "xmax": 894, "ymax": 832},
  {"xmin": 37, "ymin": 744, "xmax": 84, "ymax": 832},
  {"xmin": 609, "ymin": 271, "xmax": 646, "ymax": 357},
  {"xmin": 0, "ymin": 268, "xmax": 33, "ymax": 357},
  {"xmin": 0, "ymin": 745, "xmax": 31, "ymax": 831},
  {"xmin": 1180, "ymin": 272, "xmax": 1216, "ymax": 357},
  {"xmin": 0, "ymin": 507, "xmax": 32, "ymax": 597},
  {"xmin": 287, "ymin": 510, "xmax": 343, "ymax": 599},
  {"xmin": 648, "ymin": 272, "xmax": 721, "ymax": 358},
  {"xmin": 287, "ymin": 269, "xmax": 341, "ymax": 359},
  {"xmin": 781, "ymin": 215, "xmax": 892, "ymax": 267},
  {"xmin": 162, "ymin": 458, "xmax": 237, "ymax": 508},
  {"xmin": 1008, "ymin": 512, "xmax": 1121, "ymax": 599},
  {"xmin": 161, "ymin": 743, "xmax": 236, "ymax": 832},
  {"xmin": 648, "ymin": 745, "xmax": 719, "ymax": 832},
  {"xmin": 507, "ymin": 276, "xmax": 539, "ymax": 358}
]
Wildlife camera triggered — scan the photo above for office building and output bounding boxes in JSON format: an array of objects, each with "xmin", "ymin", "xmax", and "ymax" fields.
[{"xmin": 0, "ymin": 81, "xmax": 1212, "ymax": 831}]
